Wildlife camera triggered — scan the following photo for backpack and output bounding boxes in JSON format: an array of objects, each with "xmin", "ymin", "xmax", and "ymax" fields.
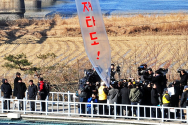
[{"xmin": 76, "ymin": 84, "xmax": 86, "ymax": 97}]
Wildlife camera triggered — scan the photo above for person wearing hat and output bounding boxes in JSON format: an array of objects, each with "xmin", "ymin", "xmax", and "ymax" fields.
[
  {"xmin": 180, "ymin": 85, "xmax": 188, "ymax": 121},
  {"xmin": 1, "ymin": 79, "xmax": 12, "ymax": 111},
  {"xmin": 162, "ymin": 88, "xmax": 170, "ymax": 119}
]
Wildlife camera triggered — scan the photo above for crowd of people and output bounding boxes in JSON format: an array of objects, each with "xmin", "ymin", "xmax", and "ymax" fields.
[
  {"xmin": 1, "ymin": 72, "xmax": 50, "ymax": 112},
  {"xmin": 77, "ymin": 64, "xmax": 188, "ymax": 122}
]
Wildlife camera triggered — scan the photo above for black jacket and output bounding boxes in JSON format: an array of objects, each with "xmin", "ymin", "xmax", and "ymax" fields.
[
  {"xmin": 16, "ymin": 82, "xmax": 27, "ymax": 99},
  {"xmin": 152, "ymin": 75, "xmax": 163, "ymax": 94},
  {"xmin": 13, "ymin": 77, "xmax": 20, "ymax": 96},
  {"xmin": 151, "ymin": 88, "xmax": 159, "ymax": 105},
  {"xmin": 180, "ymin": 73, "xmax": 188, "ymax": 85},
  {"xmin": 180, "ymin": 90, "xmax": 188, "ymax": 108},
  {"xmin": 1, "ymin": 79, "xmax": 12, "ymax": 98},
  {"xmin": 28, "ymin": 84, "xmax": 38, "ymax": 99},
  {"xmin": 120, "ymin": 87, "xmax": 130, "ymax": 104},
  {"xmin": 142, "ymin": 86, "xmax": 152, "ymax": 105}
]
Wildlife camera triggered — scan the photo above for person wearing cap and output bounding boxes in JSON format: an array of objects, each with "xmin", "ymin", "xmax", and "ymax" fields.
[
  {"xmin": 16, "ymin": 78, "xmax": 27, "ymax": 110},
  {"xmin": 1, "ymin": 79, "xmax": 12, "ymax": 111},
  {"xmin": 180, "ymin": 85, "xmax": 188, "ymax": 121},
  {"xmin": 98, "ymin": 82, "xmax": 108, "ymax": 115},
  {"xmin": 162, "ymin": 88, "xmax": 170, "ymax": 119},
  {"xmin": 28, "ymin": 80, "xmax": 38, "ymax": 111}
]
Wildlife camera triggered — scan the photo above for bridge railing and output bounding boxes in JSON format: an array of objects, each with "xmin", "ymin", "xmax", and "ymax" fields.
[{"xmin": 0, "ymin": 96, "xmax": 187, "ymax": 123}]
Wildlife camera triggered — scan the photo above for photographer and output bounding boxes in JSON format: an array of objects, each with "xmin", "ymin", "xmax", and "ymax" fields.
[
  {"xmin": 138, "ymin": 64, "xmax": 147, "ymax": 82},
  {"xmin": 152, "ymin": 70, "xmax": 163, "ymax": 96},
  {"xmin": 179, "ymin": 69, "xmax": 188, "ymax": 86},
  {"xmin": 143, "ymin": 68, "xmax": 153, "ymax": 83}
]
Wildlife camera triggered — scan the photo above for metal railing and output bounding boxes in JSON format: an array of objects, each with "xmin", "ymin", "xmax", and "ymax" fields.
[
  {"xmin": 0, "ymin": 93, "xmax": 187, "ymax": 123},
  {"xmin": 0, "ymin": 89, "xmax": 77, "ymax": 103}
]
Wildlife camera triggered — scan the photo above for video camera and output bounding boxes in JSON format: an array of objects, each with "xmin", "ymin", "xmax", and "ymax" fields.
[
  {"xmin": 156, "ymin": 68, "xmax": 168, "ymax": 76},
  {"xmin": 138, "ymin": 64, "xmax": 147, "ymax": 76},
  {"xmin": 177, "ymin": 69, "xmax": 188, "ymax": 73}
]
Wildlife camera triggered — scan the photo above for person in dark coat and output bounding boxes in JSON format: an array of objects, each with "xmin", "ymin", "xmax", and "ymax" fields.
[
  {"xmin": 120, "ymin": 83, "xmax": 131, "ymax": 116},
  {"xmin": 13, "ymin": 72, "xmax": 21, "ymax": 97},
  {"xmin": 152, "ymin": 71, "xmax": 163, "ymax": 98},
  {"xmin": 151, "ymin": 84, "xmax": 160, "ymax": 118},
  {"xmin": 1, "ymin": 79, "xmax": 12, "ymax": 110},
  {"xmin": 180, "ymin": 86, "xmax": 188, "ymax": 120},
  {"xmin": 16, "ymin": 78, "xmax": 27, "ymax": 110},
  {"xmin": 28, "ymin": 80, "xmax": 38, "ymax": 111},
  {"xmin": 179, "ymin": 70, "xmax": 188, "ymax": 86},
  {"xmin": 142, "ymin": 83, "xmax": 152, "ymax": 117}
]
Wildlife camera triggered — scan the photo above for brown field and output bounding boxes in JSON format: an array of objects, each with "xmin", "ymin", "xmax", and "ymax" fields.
[{"xmin": 0, "ymin": 14, "xmax": 188, "ymax": 87}]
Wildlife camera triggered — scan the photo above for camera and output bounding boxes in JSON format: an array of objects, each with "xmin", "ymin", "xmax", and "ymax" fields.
[
  {"xmin": 138, "ymin": 64, "xmax": 147, "ymax": 76},
  {"xmin": 177, "ymin": 69, "xmax": 188, "ymax": 74},
  {"xmin": 156, "ymin": 68, "xmax": 168, "ymax": 76}
]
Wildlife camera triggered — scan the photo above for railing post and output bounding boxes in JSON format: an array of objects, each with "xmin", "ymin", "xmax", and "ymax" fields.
[
  {"xmin": 186, "ymin": 106, "xmax": 188, "ymax": 123},
  {"xmin": 137, "ymin": 103, "xmax": 140, "ymax": 120},
  {"xmin": 161, "ymin": 105, "xmax": 164, "ymax": 122},
  {"xmin": 23, "ymin": 98, "xmax": 26, "ymax": 114},
  {"xmin": 68, "ymin": 91, "xmax": 70, "ymax": 116},
  {"xmin": 114, "ymin": 102, "xmax": 116, "ymax": 119},
  {"xmin": 1, "ymin": 98, "xmax": 3, "ymax": 113},
  {"xmin": 46, "ymin": 99, "xmax": 48, "ymax": 115},
  {"xmin": 25, "ymin": 91, "xmax": 28, "ymax": 100},
  {"xmin": 91, "ymin": 101, "xmax": 93, "ymax": 118}
]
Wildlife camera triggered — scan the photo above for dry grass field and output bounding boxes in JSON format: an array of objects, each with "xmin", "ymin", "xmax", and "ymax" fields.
[{"xmin": 0, "ymin": 14, "xmax": 188, "ymax": 86}]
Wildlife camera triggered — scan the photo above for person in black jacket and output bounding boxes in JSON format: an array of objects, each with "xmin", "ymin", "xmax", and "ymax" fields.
[
  {"xmin": 28, "ymin": 80, "xmax": 38, "ymax": 111},
  {"xmin": 152, "ymin": 70, "xmax": 163, "ymax": 99},
  {"xmin": 180, "ymin": 86, "xmax": 188, "ymax": 120},
  {"xmin": 179, "ymin": 70, "xmax": 188, "ymax": 86},
  {"xmin": 1, "ymin": 79, "xmax": 12, "ymax": 111},
  {"xmin": 13, "ymin": 72, "xmax": 21, "ymax": 97},
  {"xmin": 120, "ymin": 83, "xmax": 131, "ymax": 116},
  {"xmin": 16, "ymin": 78, "xmax": 27, "ymax": 110},
  {"xmin": 151, "ymin": 84, "xmax": 160, "ymax": 118}
]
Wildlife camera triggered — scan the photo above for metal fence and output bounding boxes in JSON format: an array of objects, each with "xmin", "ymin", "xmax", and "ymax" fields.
[{"xmin": 0, "ymin": 91, "xmax": 187, "ymax": 123}]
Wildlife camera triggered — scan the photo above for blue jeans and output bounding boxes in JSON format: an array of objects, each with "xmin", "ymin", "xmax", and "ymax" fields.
[
  {"xmin": 87, "ymin": 107, "xmax": 91, "ymax": 114},
  {"xmin": 131, "ymin": 102, "xmax": 138, "ymax": 116}
]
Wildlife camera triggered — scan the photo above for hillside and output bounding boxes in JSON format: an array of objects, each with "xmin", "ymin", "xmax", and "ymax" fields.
[{"xmin": 0, "ymin": 14, "xmax": 188, "ymax": 85}]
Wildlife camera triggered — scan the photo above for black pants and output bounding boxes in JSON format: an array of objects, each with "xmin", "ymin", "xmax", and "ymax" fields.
[
  {"xmin": 40, "ymin": 93, "xmax": 47, "ymax": 111},
  {"xmin": 29, "ymin": 98, "xmax": 35, "ymax": 111},
  {"xmin": 19, "ymin": 101, "xmax": 23, "ymax": 110},
  {"xmin": 98, "ymin": 100, "xmax": 107, "ymax": 115},
  {"xmin": 4, "ymin": 100, "xmax": 10, "ymax": 110}
]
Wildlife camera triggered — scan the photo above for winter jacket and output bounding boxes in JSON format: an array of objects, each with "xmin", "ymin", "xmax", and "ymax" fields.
[
  {"xmin": 180, "ymin": 90, "xmax": 188, "ymax": 108},
  {"xmin": 120, "ymin": 87, "xmax": 131, "ymax": 104},
  {"xmin": 108, "ymin": 88, "xmax": 119, "ymax": 104},
  {"xmin": 129, "ymin": 88, "xmax": 142, "ymax": 102},
  {"xmin": 151, "ymin": 88, "xmax": 159, "ymax": 105},
  {"xmin": 16, "ymin": 82, "xmax": 27, "ymax": 99},
  {"xmin": 180, "ymin": 73, "xmax": 188, "ymax": 85},
  {"xmin": 13, "ymin": 77, "xmax": 20, "ymax": 96},
  {"xmin": 152, "ymin": 75, "xmax": 163, "ymax": 94},
  {"xmin": 28, "ymin": 84, "xmax": 38, "ymax": 99},
  {"xmin": 1, "ymin": 79, "xmax": 12, "ymax": 98}
]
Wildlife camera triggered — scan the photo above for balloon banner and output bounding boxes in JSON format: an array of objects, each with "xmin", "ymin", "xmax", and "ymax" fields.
[{"xmin": 75, "ymin": 0, "xmax": 111, "ymax": 87}]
